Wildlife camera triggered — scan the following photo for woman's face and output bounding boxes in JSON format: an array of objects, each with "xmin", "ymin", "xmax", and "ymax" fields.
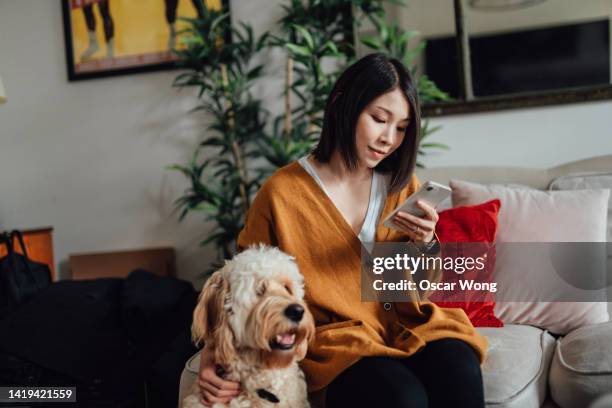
[{"xmin": 354, "ymin": 87, "xmax": 410, "ymax": 168}]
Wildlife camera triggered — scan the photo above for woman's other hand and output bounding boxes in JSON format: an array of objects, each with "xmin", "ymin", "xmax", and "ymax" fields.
[
  {"xmin": 392, "ymin": 200, "xmax": 438, "ymax": 243},
  {"xmin": 197, "ymin": 345, "xmax": 241, "ymax": 406}
]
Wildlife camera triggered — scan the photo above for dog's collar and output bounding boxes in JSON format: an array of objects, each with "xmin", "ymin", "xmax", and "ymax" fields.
[
  {"xmin": 257, "ymin": 388, "xmax": 280, "ymax": 404},
  {"xmin": 218, "ymin": 366, "xmax": 279, "ymax": 403}
]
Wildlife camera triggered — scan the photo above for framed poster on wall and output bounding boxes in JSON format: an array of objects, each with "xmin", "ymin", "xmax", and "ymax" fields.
[{"xmin": 61, "ymin": 0, "xmax": 229, "ymax": 81}]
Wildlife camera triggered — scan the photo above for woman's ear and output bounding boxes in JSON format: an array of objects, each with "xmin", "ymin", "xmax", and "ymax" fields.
[{"xmin": 191, "ymin": 269, "xmax": 227, "ymax": 347}]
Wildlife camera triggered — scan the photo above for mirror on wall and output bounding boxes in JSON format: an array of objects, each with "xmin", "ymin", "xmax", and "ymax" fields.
[{"xmin": 379, "ymin": 0, "xmax": 612, "ymax": 116}]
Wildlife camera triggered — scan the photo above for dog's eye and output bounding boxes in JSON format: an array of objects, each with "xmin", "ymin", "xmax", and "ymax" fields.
[
  {"xmin": 256, "ymin": 282, "xmax": 267, "ymax": 296},
  {"xmin": 284, "ymin": 284, "xmax": 292, "ymax": 295}
]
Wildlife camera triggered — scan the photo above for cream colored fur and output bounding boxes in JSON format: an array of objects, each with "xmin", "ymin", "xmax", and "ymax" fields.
[{"xmin": 182, "ymin": 244, "xmax": 314, "ymax": 408}]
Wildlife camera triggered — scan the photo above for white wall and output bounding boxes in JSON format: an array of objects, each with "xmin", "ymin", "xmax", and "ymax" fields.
[
  {"xmin": 0, "ymin": 0, "xmax": 215, "ymax": 287},
  {"xmin": 420, "ymin": 100, "xmax": 612, "ymax": 167},
  {"xmin": 1, "ymin": 0, "xmax": 611, "ymax": 289}
]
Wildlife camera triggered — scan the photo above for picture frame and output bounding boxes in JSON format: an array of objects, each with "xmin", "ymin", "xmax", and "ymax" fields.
[{"xmin": 61, "ymin": 0, "xmax": 230, "ymax": 81}]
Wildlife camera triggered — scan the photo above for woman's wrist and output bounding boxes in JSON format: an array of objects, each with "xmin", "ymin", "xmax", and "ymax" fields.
[{"xmin": 422, "ymin": 234, "xmax": 440, "ymax": 254}]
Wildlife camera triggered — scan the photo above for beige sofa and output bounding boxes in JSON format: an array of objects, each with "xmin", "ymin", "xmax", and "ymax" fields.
[
  {"xmin": 179, "ymin": 154, "xmax": 612, "ymax": 408},
  {"xmin": 419, "ymin": 154, "xmax": 612, "ymax": 408}
]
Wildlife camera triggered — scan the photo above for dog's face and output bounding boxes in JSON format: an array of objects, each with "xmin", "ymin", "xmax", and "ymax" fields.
[{"xmin": 192, "ymin": 245, "xmax": 315, "ymax": 369}]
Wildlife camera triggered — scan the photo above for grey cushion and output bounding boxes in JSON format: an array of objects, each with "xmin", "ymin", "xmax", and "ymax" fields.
[
  {"xmin": 549, "ymin": 172, "xmax": 612, "ymax": 243},
  {"xmin": 589, "ymin": 393, "xmax": 612, "ymax": 408},
  {"xmin": 478, "ymin": 324, "xmax": 556, "ymax": 408},
  {"xmin": 548, "ymin": 171, "xmax": 612, "ymax": 317},
  {"xmin": 178, "ymin": 351, "xmax": 200, "ymax": 406},
  {"xmin": 549, "ymin": 321, "xmax": 612, "ymax": 408}
]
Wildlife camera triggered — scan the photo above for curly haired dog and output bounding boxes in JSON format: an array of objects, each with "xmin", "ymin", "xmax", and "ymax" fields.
[{"xmin": 182, "ymin": 244, "xmax": 315, "ymax": 408}]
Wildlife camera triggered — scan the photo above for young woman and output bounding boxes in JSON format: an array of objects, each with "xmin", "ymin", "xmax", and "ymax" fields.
[{"xmin": 196, "ymin": 53, "xmax": 488, "ymax": 408}]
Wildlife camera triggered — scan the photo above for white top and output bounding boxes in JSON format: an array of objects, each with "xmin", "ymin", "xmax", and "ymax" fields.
[{"xmin": 297, "ymin": 155, "xmax": 389, "ymax": 243}]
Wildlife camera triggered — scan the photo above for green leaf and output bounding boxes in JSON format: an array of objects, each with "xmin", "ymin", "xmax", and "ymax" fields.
[
  {"xmin": 321, "ymin": 41, "xmax": 339, "ymax": 55},
  {"xmin": 286, "ymin": 43, "xmax": 311, "ymax": 57},
  {"xmin": 421, "ymin": 142, "xmax": 450, "ymax": 150},
  {"xmin": 379, "ymin": 24, "xmax": 389, "ymax": 42},
  {"xmin": 360, "ymin": 35, "xmax": 382, "ymax": 50},
  {"xmin": 290, "ymin": 24, "xmax": 314, "ymax": 50},
  {"xmin": 398, "ymin": 30, "xmax": 420, "ymax": 46},
  {"xmin": 211, "ymin": 12, "xmax": 230, "ymax": 34}
]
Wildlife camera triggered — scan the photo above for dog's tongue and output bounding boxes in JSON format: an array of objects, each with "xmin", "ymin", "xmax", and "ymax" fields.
[{"xmin": 276, "ymin": 333, "xmax": 296, "ymax": 345}]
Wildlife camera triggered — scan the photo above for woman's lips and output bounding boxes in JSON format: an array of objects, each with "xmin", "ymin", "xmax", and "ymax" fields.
[{"xmin": 368, "ymin": 146, "xmax": 387, "ymax": 159}]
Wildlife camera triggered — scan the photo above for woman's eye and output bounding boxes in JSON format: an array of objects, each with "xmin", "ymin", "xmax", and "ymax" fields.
[
  {"xmin": 397, "ymin": 127, "xmax": 406, "ymax": 132},
  {"xmin": 372, "ymin": 116, "xmax": 385, "ymax": 123}
]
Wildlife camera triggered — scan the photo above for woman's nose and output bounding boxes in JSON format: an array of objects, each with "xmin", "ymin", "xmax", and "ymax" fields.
[{"xmin": 380, "ymin": 126, "xmax": 397, "ymax": 146}]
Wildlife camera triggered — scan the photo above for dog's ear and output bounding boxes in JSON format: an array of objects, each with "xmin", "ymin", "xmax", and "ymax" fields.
[
  {"xmin": 213, "ymin": 306, "xmax": 237, "ymax": 365},
  {"xmin": 192, "ymin": 269, "xmax": 237, "ymax": 364},
  {"xmin": 192, "ymin": 270, "xmax": 227, "ymax": 347}
]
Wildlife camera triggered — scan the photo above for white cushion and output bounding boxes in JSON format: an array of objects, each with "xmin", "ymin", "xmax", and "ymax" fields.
[
  {"xmin": 478, "ymin": 324, "xmax": 556, "ymax": 408},
  {"xmin": 450, "ymin": 180, "xmax": 609, "ymax": 242},
  {"xmin": 549, "ymin": 321, "xmax": 612, "ymax": 408},
  {"xmin": 451, "ymin": 180, "xmax": 610, "ymax": 334}
]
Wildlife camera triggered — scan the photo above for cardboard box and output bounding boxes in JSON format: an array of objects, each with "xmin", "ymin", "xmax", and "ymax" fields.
[{"xmin": 69, "ymin": 246, "xmax": 175, "ymax": 280}]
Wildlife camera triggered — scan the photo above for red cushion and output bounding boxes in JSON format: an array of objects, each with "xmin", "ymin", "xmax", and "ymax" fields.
[{"xmin": 434, "ymin": 199, "xmax": 503, "ymax": 327}]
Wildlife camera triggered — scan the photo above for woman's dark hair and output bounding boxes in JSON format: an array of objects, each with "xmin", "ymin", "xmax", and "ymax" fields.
[{"xmin": 312, "ymin": 52, "xmax": 421, "ymax": 193}]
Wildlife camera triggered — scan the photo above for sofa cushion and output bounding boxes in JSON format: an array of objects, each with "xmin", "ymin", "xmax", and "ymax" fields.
[
  {"xmin": 477, "ymin": 324, "xmax": 556, "ymax": 408},
  {"xmin": 549, "ymin": 321, "xmax": 612, "ymax": 408},
  {"xmin": 450, "ymin": 179, "xmax": 610, "ymax": 334},
  {"xmin": 548, "ymin": 172, "xmax": 612, "ymax": 317},
  {"xmin": 178, "ymin": 351, "xmax": 199, "ymax": 405},
  {"xmin": 450, "ymin": 179, "xmax": 609, "ymax": 243},
  {"xmin": 179, "ymin": 326, "xmax": 556, "ymax": 408},
  {"xmin": 435, "ymin": 199, "xmax": 504, "ymax": 327}
]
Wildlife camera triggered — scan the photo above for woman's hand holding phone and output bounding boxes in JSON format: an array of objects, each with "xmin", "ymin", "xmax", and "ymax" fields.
[
  {"xmin": 383, "ymin": 180, "xmax": 449, "ymax": 243},
  {"xmin": 392, "ymin": 199, "xmax": 439, "ymax": 243}
]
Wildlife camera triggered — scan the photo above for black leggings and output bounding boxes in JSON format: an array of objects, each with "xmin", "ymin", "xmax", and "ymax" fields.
[
  {"xmin": 82, "ymin": 0, "xmax": 114, "ymax": 41},
  {"xmin": 164, "ymin": 0, "xmax": 204, "ymax": 24},
  {"xmin": 325, "ymin": 338, "xmax": 485, "ymax": 408}
]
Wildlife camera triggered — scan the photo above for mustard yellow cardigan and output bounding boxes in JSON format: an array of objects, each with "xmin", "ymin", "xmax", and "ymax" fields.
[{"xmin": 236, "ymin": 161, "xmax": 488, "ymax": 393}]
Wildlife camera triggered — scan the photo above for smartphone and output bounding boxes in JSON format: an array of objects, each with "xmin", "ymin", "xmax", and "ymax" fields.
[{"xmin": 382, "ymin": 181, "xmax": 452, "ymax": 230}]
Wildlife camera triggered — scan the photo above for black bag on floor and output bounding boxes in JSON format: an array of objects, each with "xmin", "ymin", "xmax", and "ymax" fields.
[{"xmin": 0, "ymin": 230, "xmax": 52, "ymax": 316}]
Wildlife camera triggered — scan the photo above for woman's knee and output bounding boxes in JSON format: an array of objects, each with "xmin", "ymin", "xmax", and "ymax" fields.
[
  {"xmin": 433, "ymin": 338, "xmax": 482, "ymax": 381},
  {"xmin": 326, "ymin": 356, "xmax": 428, "ymax": 408},
  {"xmin": 404, "ymin": 339, "xmax": 485, "ymax": 408}
]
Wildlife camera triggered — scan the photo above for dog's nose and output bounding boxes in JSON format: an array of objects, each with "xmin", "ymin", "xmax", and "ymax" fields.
[{"xmin": 284, "ymin": 304, "xmax": 304, "ymax": 322}]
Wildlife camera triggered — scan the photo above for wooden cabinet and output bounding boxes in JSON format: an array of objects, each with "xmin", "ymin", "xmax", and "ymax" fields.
[{"xmin": 0, "ymin": 227, "xmax": 55, "ymax": 280}]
